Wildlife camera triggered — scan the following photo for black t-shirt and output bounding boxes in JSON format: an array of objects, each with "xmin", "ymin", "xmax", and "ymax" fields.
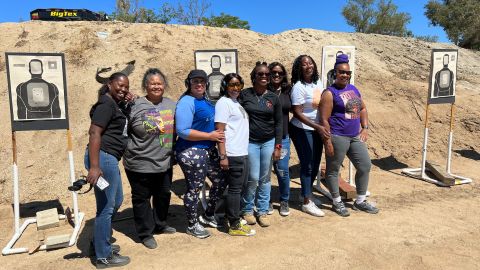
[
  {"xmin": 269, "ymin": 86, "xmax": 292, "ymax": 138},
  {"xmin": 239, "ymin": 87, "xmax": 282, "ymax": 145},
  {"xmin": 89, "ymin": 94, "xmax": 129, "ymax": 160}
]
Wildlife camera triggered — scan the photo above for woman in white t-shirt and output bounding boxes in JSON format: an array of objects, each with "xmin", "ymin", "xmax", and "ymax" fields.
[
  {"xmin": 289, "ymin": 55, "xmax": 330, "ymax": 217},
  {"xmin": 215, "ymin": 73, "xmax": 255, "ymax": 237}
]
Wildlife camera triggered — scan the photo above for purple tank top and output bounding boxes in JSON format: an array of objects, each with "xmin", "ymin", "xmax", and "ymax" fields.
[{"xmin": 327, "ymin": 84, "xmax": 362, "ymax": 137}]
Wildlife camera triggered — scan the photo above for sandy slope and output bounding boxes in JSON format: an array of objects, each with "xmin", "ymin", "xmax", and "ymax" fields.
[{"xmin": 0, "ymin": 21, "xmax": 478, "ymax": 269}]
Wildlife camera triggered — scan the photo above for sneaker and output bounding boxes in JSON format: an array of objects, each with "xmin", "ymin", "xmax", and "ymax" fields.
[
  {"xmin": 257, "ymin": 214, "xmax": 270, "ymax": 227},
  {"xmin": 279, "ymin": 201, "xmax": 290, "ymax": 216},
  {"xmin": 199, "ymin": 214, "xmax": 223, "ymax": 228},
  {"xmin": 242, "ymin": 214, "xmax": 257, "ymax": 225},
  {"xmin": 142, "ymin": 237, "xmax": 157, "ymax": 249},
  {"xmin": 353, "ymin": 200, "xmax": 379, "ymax": 214},
  {"xmin": 154, "ymin": 224, "xmax": 176, "ymax": 234},
  {"xmin": 332, "ymin": 201, "xmax": 350, "ymax": 217},
  {"xmin": 229, "ymin": 223, "xmax": 256, "ymax": 236},
  {"xmin": 268, "ymin": 203, "xmax": 274, "ymax": 215},
  {"xmin": 301, "ymin": 201, "xmax": 325, "ymax": 217},
  {"xmin": 89, "ymin": 242, "xmax": 120, "ymax": 257},
  {"xmin": 96, "ymin": 253, "xmax": 130, "ymax": 269},
  {"xmin": 186, "ymin": 223, "xmax": 211, "ymax": 239}
]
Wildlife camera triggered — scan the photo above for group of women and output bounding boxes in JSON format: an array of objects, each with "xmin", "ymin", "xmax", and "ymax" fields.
[{"xmin": 84, "ymin": 53, "xmax": 378, "ymax": 269}]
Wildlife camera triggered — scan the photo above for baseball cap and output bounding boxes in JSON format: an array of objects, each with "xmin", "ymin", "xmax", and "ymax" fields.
[{"xmin": 187, "ymin": 69, "xmax": 208, "ymax": 81}]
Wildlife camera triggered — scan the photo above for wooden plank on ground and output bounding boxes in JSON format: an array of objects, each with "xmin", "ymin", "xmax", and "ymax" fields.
[
  {"xmin": 426, "ymin": 160, "xmax": 455, "ymax": 185},
  {"xmin": 320, "ymin": 166, "xmax": 357, "ymax": 200}
]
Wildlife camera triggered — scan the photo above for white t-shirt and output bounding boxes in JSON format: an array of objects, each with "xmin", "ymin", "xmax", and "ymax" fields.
[
  {"xmin": 290, "ymin": 80, "xmax": 324, "ymax": 130},
  {"xmin": 214, "ymin": 96, "xmax": 249, "ymax": 156}
]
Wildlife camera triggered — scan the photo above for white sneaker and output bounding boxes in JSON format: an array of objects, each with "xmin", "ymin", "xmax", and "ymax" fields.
[
  {"xmin": 299, "ymin": 195, "xmax": 322, "ymax": 206},
  {"xmin": 301, "ymin": 201, "xmax": 325, "ymax": 217}
]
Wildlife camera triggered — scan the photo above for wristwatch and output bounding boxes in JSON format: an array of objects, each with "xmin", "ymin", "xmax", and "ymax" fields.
[
  {"xmin": 219, "ymin": 154, "xmax": 227, "ymax": 160},
  {"xmin": 362, "ymin": 126, "xmax": 369, "ymax": 130}
]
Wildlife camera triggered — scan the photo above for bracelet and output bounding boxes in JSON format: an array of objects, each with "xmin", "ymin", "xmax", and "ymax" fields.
[
  {"xmin": 362, "ymin": 126, "xmax": 369, "ymax": 129},
  {"xmin": 275, "ymin": 144, "xmax": 282, "ymax": 149}
]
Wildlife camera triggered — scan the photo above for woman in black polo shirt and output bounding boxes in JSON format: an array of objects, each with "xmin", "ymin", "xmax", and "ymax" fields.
[{"xmin": 239, "ymin": 61, "xmax": 282, "ymax": 227}]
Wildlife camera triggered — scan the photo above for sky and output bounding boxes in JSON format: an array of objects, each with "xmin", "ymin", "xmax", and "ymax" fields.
[{"xmin": 0, "ymin": 0, "xmax": 450, "ymax": 43}]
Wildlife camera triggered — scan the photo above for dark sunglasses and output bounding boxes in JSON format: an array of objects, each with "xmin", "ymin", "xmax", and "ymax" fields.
[
  {"xmin": 227, "ymin": 82, "xmax": 244, "ymax": 89},
  {"xmin": 67, "ymin": 176, "xmax": 93, "ymax": 194},
  {"xmin": 270, "ymin": 71, "xmax": 285, "ymax": 77},
  {"xmin": 256, "ymin": 72, "xmax": 270, "ymax": 77},
  {"xmin": 337, "ymin": 70, "xmax": 352, "ymax": 76}
]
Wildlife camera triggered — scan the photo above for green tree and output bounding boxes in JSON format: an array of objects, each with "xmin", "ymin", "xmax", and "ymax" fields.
[
  {"xmin": 425, "ymin": 0, "xmax": 480, "ymax": 50},
  {"xmin": 202, "ymin": 12, "xmax": 250, "ymax": 29},
  {"xmin": 342, "ymin": 0, "xmax": 411, "ymax": 37},
  {"xmin": 110, "ymin": 0, "xmax": 177, "ymax": 23}
]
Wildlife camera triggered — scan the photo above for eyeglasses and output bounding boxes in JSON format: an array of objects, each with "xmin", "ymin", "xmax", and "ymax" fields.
[
  {"xmin": 227, "ymin": 82, "xmax": 244, "ymax": 89},
  {"xmin": 271, "ymin": 71, "xmax": 285, "ymax": 77},
  {"xmin": 337, "ymin": 70, "xmax": 352, "ymax": 76},
  {"xmin": 256, "ymin": 72, "xmax": 270, "ymax": 77},
  {"xmin": 190, "ymin": 78, "xmax": 206, "ymax": 85}
]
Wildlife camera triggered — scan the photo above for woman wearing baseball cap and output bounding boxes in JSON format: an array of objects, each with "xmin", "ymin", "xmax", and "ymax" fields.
[{"xmin": 175, "ymin": 69, "xmax": 227, "ymax": 239}]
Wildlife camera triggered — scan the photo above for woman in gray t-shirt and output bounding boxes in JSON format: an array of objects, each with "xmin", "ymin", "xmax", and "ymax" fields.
[{"xmin": 123, "ymin": 68, "xmax": 176, "ymax": 249}]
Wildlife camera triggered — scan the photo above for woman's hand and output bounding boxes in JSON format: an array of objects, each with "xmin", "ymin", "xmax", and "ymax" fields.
[
  {"xmin": 86, "ymin": 167, "xmax": 102, "ymax": 185},
  {"xmin": 208, "ymin": 129, "xmax": 225, "ymax": 142},
  {"xmin": 325, "ymin": 140, "xmax": 335, "ymax": 157},
  {"xmin": 124, "ymin": 92, "xmax": 137, "ymax": 103},
  {"xmin": 220, "ymin": 159, "xmax": 229, "ymax": 170},
  {"xmin": 273, "ymin": 148, "xmax": 281, "ymax": 161},
  {"xmin": 316, "ymin": 125, "xmax": 331, "ymax": 141},
  {"xmin": 359, "ymin": 128, "xmax": 368, "ymax": 142}
]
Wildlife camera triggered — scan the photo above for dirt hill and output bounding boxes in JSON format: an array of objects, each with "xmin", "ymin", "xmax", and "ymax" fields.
[
  {"xmin": 0, "ymin": 21, "xmax": 478, "ymax": 203},
  {"xmin": 0, "ymin": 21, "xmax": 479, "ymax": 270}
]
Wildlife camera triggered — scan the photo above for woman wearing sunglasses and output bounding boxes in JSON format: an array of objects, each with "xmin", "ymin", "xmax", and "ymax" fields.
[
  {"xmin": 215, "ymin": 73, "xmax": 255, "ymax": 236},
  {"xmin": 268, "ymin": 62, "xmax": 292, "ymax": 217},
  {"xmin": 175, "ymin": 70, "xmax": 227, "ymax": 239},
  {"xmin": 239, "ymin": 62, "xmax": 282, "ymax": 227},
  {"xmin": 319, "ymin": 54, "xmax": 379, "ymax": 217},
  {"xmin": 290, "ymin": 55, "xmax": 329, "ymax": 217}
]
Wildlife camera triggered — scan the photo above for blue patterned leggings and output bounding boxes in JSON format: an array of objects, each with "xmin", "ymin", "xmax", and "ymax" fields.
[{"xmin": 176, "ymin": 147, "xmax": 226, "ymax": 225}]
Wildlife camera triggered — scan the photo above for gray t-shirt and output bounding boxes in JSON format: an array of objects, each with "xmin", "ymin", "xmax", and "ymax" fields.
[{"xmin": 123, "ymin": 96, "xmax": 176, "ymax": 173}]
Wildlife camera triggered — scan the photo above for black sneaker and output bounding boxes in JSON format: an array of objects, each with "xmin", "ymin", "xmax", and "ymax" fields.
[
  {"xmin": 154, "ymin": 224, "xmax": 176, "ymax": 234},
  {"xmin": 332, "ymin": 201, "xmax": 350, "ymax": 217},
  {"xmin": 186, "ymin": 222, "xmax": 211, "ymax": 239},
  {"xmin": 89, "ymin": 242, "xmax": 120, "ymax": 257},
  {"xmin": 353, "ymin": 200, "xmax": 379, "ymax": 214},
  {"xmin": 279, "ymin": 201, "xmax": 290, "ymax": 216},
  {"xmin": 142, "ymin": 237, "xmax": 157, "ymax": 249},
  {"xmin": 96, "ymin": 253, "xmax": 130, "ymax": 269},
  {"xmin": 199, "ymin": 214, "xmax": 223, "ymax": 228}
]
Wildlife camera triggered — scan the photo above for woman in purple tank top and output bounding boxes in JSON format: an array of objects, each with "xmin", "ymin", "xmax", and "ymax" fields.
[{"xmin": 319, "ymin": 54, "xmax": 379, "ymax": 217}]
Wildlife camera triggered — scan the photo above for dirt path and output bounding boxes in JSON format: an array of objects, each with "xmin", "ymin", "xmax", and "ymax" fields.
[{"xmin": 1, "ymin": 157, "xmax": 478, "ymax": 270}]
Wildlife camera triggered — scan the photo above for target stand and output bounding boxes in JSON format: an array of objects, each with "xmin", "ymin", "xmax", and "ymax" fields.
[
  {"xmin": 402, "ymin": 104, "xmax": 472, "ymax": 186},
  {"xmin": 2, "ymin": 130, "xmax": 85, "ymax": 255}
]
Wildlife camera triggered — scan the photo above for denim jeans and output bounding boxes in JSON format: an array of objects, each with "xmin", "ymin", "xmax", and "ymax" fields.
[
  {"xmin": 84, "ymin": 149, "xmax": 123, "ymax": 259},
  {"xmin": 289, "ymin": 124, "xmax": 322, "ymax": 198},
  {"xmin": 241, "ymin": 138, "xmax": 274, "ymax": 216},
  {"xmin": 273, "ymin": 136, "xmax": 291, "ymax": 202}
]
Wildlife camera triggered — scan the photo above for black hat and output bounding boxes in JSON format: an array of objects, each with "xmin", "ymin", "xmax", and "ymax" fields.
[{"xmin": 187, "ymin": 69, "xmax": 208, "ymax": 81}]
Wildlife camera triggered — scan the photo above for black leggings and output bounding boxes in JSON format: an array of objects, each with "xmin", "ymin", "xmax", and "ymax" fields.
[
  {"xmin": 125, "ymin": 169, "xmax": 172, "ymax": 240},
  {"xmin": 225, "ymin": 155, "xmax": 249, "ymax": 227}
]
